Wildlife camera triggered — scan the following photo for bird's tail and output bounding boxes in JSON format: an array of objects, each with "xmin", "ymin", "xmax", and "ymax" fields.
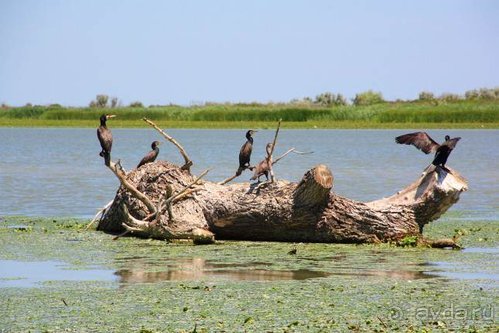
[
  {"xmin": 101, "ymin": 151, "xmax": 111, "ymax": 167},
  {"xmin": 235, "ymin": 166, "xmax": 244, "ymax": 176}
]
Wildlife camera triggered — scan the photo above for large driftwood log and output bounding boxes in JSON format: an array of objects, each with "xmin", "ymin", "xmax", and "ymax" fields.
[{"xmin": 97, "ymin": 161, "xmax": 467, "ymax": 244}]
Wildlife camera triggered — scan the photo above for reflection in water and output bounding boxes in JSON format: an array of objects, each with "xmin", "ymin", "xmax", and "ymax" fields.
[
  {"xmin": 2, "ymin": 254, "xmax": 496, "ymax": 287},
  {"xmin": 115, "ymin": 258, "xmax": 329, "ymax": 282},
  {"xmin": 114, "ymin": 257, "xmax": 435, "ymax": 284}
]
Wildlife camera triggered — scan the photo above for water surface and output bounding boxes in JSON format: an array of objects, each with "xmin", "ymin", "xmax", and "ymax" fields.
[{"xmin": 1, "ymin": 128, "xmax": 497, "ymax": 220}]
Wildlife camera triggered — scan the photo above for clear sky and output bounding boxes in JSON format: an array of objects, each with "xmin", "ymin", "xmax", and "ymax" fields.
[{"xmin": 1, "ymin": 0, "xmax": 498, "ymax": 106}]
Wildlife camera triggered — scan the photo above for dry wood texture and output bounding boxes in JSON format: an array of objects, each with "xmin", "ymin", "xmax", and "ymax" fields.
[{"xmin": 97, "ymin": 161, "xmax": 467, "ymax": 244}]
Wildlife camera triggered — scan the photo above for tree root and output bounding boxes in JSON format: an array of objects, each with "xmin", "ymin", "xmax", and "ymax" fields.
[
  {"xmin": 120, "ymin": 202, "xmax": 214, "ymax": 243},
  {"xmin": 107, "ymin": 160, "xmax": 157, "ymax": 215},
  {"xmin": 85, "ymin": 199, "xmax": 113, "ymax": 230}
]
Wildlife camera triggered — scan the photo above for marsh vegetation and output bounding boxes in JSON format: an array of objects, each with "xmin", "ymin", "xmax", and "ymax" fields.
[
  {"xmin": 0, "ymin": 216, "xmax": 497, "ymax": 332},
  {"xmin": 1, "ymin": 88, "xmax": 498, "ymax": 128}
]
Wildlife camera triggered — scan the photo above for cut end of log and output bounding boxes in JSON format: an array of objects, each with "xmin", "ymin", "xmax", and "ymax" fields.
[
  {"xmin": 293, "ymin": 164, "xmax": 333, "ymax": 209},
  {"xmin": 314, "ymin": 164, "xmax": 334, "ymax": 188}
]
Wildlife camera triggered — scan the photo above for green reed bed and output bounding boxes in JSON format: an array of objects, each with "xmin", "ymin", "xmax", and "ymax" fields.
[{"xmin": 0, "ymin": 100, "xmax": 498, "ymax": 128}]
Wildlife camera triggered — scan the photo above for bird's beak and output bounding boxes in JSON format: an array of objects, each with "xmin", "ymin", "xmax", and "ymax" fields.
[{"xmin": 107, "ymin": 114, "xmax": 117, "ymax": 119}]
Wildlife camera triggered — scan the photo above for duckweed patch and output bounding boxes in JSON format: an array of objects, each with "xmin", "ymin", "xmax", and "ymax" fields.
[{"xmin": 0, "ymin": 216, "xmax": 497, "ymax": 332}]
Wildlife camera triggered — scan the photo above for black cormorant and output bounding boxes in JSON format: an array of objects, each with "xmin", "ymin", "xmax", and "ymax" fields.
[
  {"xmin": 137, "ymin": 141, "xmax": 161, "ymax": 168},
  {"xmin": 395, "ymin": 132, "xmax": 461, "ymax": 169},
  {"xmin": 236, "ymin": 130, "xmax": 257, "ymax": 176},
  {"xmin": 251, "ymin": 143, "xmax": 273, "ymax": 182},
  {"xmin": 97, "ymin": 114, "xmax": 116, "ymax": 166}
]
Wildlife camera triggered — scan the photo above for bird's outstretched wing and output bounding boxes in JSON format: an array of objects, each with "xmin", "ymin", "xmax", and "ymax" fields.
[
  {"xmin": 444, "ymin": 137, "xmax": 461, "ymax": 149},
  {"xmin": 395, "ymin": 132, "xmax": 440, "ymax": 154}
]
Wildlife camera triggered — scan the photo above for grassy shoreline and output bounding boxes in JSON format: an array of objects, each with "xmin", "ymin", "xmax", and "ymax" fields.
[
  {"xmin": 0, "ymin": 118, "xmax": 497, "ymax": 129},
  {"xmin": 1, "ymin": 100, "xmax": 497, "ymax": 128}
]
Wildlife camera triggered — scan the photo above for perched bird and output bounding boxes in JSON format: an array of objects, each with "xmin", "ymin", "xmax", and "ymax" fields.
[
  {"xmin": 97, "ymin": 114, "xmax": 116, "ymax": 166},
  {"xmin": 395, "ymin": 132, "xmax": 461, "ymax": 170},
  {"xmin": 236, "ymin": 130, "xmax": 257, "ymax": 176},
  {"xmin": 137, "ymin": 141, "xmax": 161, "ymax": 168},
  {"xmin": 251, "ymin": 143, "xmax": 274, "ymax": 182}
]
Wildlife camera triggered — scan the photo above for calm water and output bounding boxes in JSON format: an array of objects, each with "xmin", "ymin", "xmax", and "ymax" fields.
[{"xmin": 0, "ymin": 128, "xmax": 498, "ymax": 220}]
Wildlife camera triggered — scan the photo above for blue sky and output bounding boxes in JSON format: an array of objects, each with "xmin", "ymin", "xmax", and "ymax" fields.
[{"xmin": 0, "ymin": 0, "xmax": 498, "ymax": 106}]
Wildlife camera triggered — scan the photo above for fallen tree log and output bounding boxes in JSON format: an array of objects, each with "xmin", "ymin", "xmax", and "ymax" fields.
[{"xmin": 97, "ymin": 161, "xmax": 467, "ymax": 244}]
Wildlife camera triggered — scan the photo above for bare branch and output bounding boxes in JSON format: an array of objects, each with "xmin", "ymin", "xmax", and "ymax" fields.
[
  {"xmin": 273, "ymin": 148, "xmax": 313, "ymax": 165},
  {"xmin": 107, "ymin": 161, "xmax": 157, "ymax": 215},
  {"xmin": 218, "ymin": 174, "xmax": 238, "ymax": 185},
  {"xmin": 142, "ymin": 117, "xmax": 192, "ymax": 171},
  {"xmin": 166, "ymin": 169, "xmax": 210, "ymax": 205},
  {"xmin": 86, "ymin": 199, "xmax": 114, "ymax": 230},
  {"xmin": 268, "ymin": 119, "xmax": 282, "ymax": 182},
  {"xmin": 163, "ymin": 184, "xmax": 174, "ymax": 223},
  {"xmin": 112, "ymin": 230, "xmax": 130, "ymax": 240},
  {"xmin": 122, "ymin": 204, "xmax": 150, "ymax": 228},
  {"xmin": 172, "ymin": 187, "xmax": 203, "ymax": 203},
  {"xmin": 219, "ymin": 146, "xmax": 311, "ymax": 185}
]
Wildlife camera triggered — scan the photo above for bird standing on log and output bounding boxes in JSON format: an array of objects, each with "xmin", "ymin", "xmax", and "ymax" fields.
[
  {"xmin": 137, "ymin": 141, "xmax": 161, "ymax": 168},
  {"xmin": 251, "ymin": 143, "xmax": 274, "ymax": 182},
  {"xmin": 395, "ymin": 132, "xmax": 461, "ymax": 171},
  {"xmin": 236, "ymin": 130, "xmax": 257, "ymax": 176},
  {"xmin": 97, "ymin": 114, "xmax": 116, "ymax": 166}
]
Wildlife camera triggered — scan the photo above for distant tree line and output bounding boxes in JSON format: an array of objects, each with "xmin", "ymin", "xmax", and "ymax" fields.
[
  {"xmin": 418, "ymin": 87, "xmax": 499, "ymax": 102},
  {"xmin": 2, "ymin": 87, "xmax": 498, "ymax": 110},
  {"xmin": 85, "ymin": 87, "xmax": 499, "ymax": 109},
  {"xmin": 88, "ymin": 95, "xmax": 144, "ymax": 108},
  {"xmin": 292, "ymin": 87, "xmax": 499, "ymax": 107}
]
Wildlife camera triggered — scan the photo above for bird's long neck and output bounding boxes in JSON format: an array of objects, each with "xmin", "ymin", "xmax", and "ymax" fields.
[
  {"xmin": 247, "ymin": 135, "xmax": 253, "ymax": 144},
  {"xmin": 100, "ymin": 119, "xmax": 107, "ymax": 127}
]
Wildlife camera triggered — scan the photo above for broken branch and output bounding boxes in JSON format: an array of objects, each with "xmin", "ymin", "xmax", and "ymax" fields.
[
  {"xmin": 268, "ymin": 119, "xmax": 282, "ymax": 182},
  {"xmin": 142, "ymin": 117, "xmax": 193, "ymax": 171},
  {"xmin": 166, "ymin": 168, "xmax": 210, "ymax": 205},
  {"xmin": 107, "ymin": 161, "xmax": 157, "ymax": 215},
  {"xmin": 273, "ymin": 148, "xmax": 313, "ymax": 165}
]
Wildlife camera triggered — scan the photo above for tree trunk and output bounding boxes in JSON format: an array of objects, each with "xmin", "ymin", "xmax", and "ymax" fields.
[{"xmin": 97, "ymin": 161, "xmax": 467, "ymax": 244}]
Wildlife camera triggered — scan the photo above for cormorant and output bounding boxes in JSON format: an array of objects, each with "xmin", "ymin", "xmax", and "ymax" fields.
[
  {"xmin": 137, "ymin": 141, "xmax": 161, "ymax": 168},
  {"xmin": 97, "ymin": 114, "xmax": 116, "ymax": 166},
  {"xmin": 251, "ymin": 143, "xmax": 273, "ymax": 182},
  {"xmin": 395, "ymin": 132, "xmax": 461, "ymax": 170},
  {"xmin": 236, "ymin": 130, "xmax": 257, "ymax": 176}
]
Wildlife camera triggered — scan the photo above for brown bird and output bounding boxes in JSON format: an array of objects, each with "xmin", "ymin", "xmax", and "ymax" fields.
[
  {"xmin": 236, "ymin": 130, "xmax": 257, "ymax": 176},
  {"xmin": 395, "ymin": 132, "xmax": 461, "ymax": 170},
  {"xmin": 251, "ymin": 143, "xmax": 273, "ymax": 182},
  {"xmin": 137, "ymin": 141, "xmax": 161, "ymax": 168},
  {"xmin": 97, "ymin": 114, "xmax": 116, "ymax": 166}
]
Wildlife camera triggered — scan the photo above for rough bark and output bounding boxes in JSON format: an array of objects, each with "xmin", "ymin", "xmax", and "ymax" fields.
[{"xmin": 97, "ymin": 160, "xmax": 467, "ymax": 244}]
